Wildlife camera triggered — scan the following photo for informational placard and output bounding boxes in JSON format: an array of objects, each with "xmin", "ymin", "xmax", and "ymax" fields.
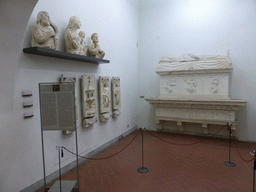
[{"xmin": 39, "ymin": 82, "xmax": 76, "ymax": 131}]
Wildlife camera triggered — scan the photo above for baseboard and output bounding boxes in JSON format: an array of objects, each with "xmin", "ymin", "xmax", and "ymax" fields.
[{"xmin": 20, "ymin": 125, "xmax": 137, "ymax": 192}]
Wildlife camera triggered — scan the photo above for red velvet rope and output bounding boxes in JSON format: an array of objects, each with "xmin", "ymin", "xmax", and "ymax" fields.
[
  {"xmin": 59, "ymin": 129, "xmax": 141, "ymax": 160},
  {"xmin": 232, "ymin": 136, "xmax": 254, "ymax": 162},
  {"xmin": 144, "ymin": 125, "xmax": 227, "ymax": 146},
  {"xmin": 59, "ymin": 126, "xmax": 255, "ymax": 164},
  {"xmin": 145, "ymin": 126, "xmax": 255, "ymax": 163}
]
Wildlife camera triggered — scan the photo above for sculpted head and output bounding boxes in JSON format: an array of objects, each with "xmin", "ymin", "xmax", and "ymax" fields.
[
  {"xmin": 67, "ymin": 16, "xmax": 81, "ymax": 30},
  {"xmin": 36, "ymin": 11, "xmax": 50, "ymax": 26},
  {"xmin": 91, "ymin": 33, "xmax": 99, "ymax": 43},
  {"xmin": 79, "ymin": 31, "xmax": 85, "ymax": 38}
]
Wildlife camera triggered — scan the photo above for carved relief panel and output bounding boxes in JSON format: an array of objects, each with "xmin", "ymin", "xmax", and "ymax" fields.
[
  {"xmin": 99, "ymin": 76, "xmax": 111, "ymax": 121},
  {"xmin": 157, "ymin": 108, "xmax": 235, "ymax": 122},
  {"xmin": 159, "ymin": 73, "xmax": 229, "ymax": 100},
  {"xmin": 164, "ymin": 79, "xmax": 176, "ymax": 94},
  {"xmin": 112, "ymin": 77, "xmax": 121, "ymax": 117},
  {"xmin": 81, "ymin": 75, "xmax": 97, "ymax": 127},
  {"xmin": 184, "ymin": 78, "xmax": 197, "ymax": 94},
  {"xmin": 211, "ymin": 78, "xmax": 219, "ymax": 94}
]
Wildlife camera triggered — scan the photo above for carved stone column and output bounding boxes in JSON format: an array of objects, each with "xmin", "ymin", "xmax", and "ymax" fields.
[
  {"xmin": 202, "ymin": 123, "xmax": 208, "ymax": 135},
  {"xmin": 155, "ymin": 119, "xmax": 162, "ymax": 130},
  {"xmin": 177, "ymin": 121, "xmax": 183, "ymax": 132}
]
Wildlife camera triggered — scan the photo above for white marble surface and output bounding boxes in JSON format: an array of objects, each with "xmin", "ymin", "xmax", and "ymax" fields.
[
  {"xmin": 158, "ymin": 52, "xmax": 232, "ymax": 71},
  {"xmin": 99, "ymin": 76, "xmax": 111, "ymax": 120},
  {"xmin": 81, "ymin": 75, "xmax": 96, "ymax": 118},
  {"xmin": 83, "ymin": 116, "xmax": 98, "ymax": 128},
  {"xmin": 147, "ymin": 53, "xmax": 247, "ymax": 137},
  {"xmin": 31, "ymin": 11, "xmax": 58, "ymax": 49},
  {"xmin": 99, "ymin": 112, "xmax": 112, "ymax": 122},
  {"xmin": 157, "ymin": 53, "xmax": 233, "ymax": 100},
  {"xmin": 78, "ymin": 31, "xmax": 87, "ymax": 55},
  {"xmin": 88, "ymin": 33, "xmax": 105, "ymax": 58},
  {"xmin": 112, "ymin": 76, "xmax": 121, "ymax": 110},
  {"xmin": 112, "ymin": 109, "xmax": 121, "ymax": 118},
  {"xmin": 146, "ymin": 97, "xmax": 247, "ymax": 135},
  {"xmin": 158, "ymin": 68, "xmax": 232, "ymax": 100},
  {"xmin": 81, "ymin": 75, "xmax": 97, "ymax": 127},
  {"xmin": 65, "ymin": 16, "xmax": 82, "ymax": 54}
]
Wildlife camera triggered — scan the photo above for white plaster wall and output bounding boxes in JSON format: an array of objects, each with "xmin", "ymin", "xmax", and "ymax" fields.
[
  {"xmin": 0, "ymin": 0, "xmax": 139, "ymax": 191},
  {"xmin": 137, "ymin": 0, "xmax": 256, "ymax": 142},
  {"xmin": 0, "ymin": 1, "xmax": 38, "ymax": 191},
  {"xmin": 3, "ymin": 0, "xmax": 256, "ymax": 191}
]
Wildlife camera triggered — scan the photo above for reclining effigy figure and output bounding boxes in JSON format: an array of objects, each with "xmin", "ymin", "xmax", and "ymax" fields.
[{"xmin": 158, "ymin": 51, "xmax": 232, "ymax": 71}]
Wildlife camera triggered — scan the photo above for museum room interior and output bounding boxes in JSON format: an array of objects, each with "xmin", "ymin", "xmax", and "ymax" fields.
[{"xmin": 2, "ymin": 0, "xmax": 256, "ymax": 191}]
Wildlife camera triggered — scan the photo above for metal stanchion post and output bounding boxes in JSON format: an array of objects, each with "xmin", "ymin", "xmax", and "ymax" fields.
[
  {"xmin": 56, "ymin": 146, "xmax": 62, "ymax": 192},
  {"xmin": 137, "ymin": 127, "xmax": 149, "ymax": 173},
  {"xmin": 254, "ymin": 153, "xmax": 256, "ymax": 192},
  {"xmin": 250, "ymin": 150, "xmax": 256, "ymax": 192},
  {"xmin": 224, "ymin": 123, "xmax": 236, "ymax": 167}
]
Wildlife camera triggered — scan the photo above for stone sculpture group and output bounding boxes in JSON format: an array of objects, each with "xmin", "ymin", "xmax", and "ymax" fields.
[{"xmin": 31, "ymin": 11, "xmax": 105, "ymax": 58}]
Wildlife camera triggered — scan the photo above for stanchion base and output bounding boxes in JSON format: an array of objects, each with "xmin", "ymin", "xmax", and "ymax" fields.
[
  {"xmin": 224, "ymin": 161, "xmax": 236, "ymax": 167},
  {"xmin": 137, "ymin": 167, "xmax": 149, "ymax": 173}
]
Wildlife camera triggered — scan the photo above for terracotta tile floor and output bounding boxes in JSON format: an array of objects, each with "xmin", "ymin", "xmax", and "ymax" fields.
[{"xmin": 38, "ymin": 129, "xmax": 256, "ymax": 192}]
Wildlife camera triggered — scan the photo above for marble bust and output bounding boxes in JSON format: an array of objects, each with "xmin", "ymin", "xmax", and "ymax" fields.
[
  {"xmin": 31, "ymin": 11, "xmax": 58, "ymax": 49},
  {"xmin": 88, "ymin": 33, "xmax": 105, "ymax": 58},
  {"xmin": 65, "ymin": 16, "xmax": 82, "ymax": 54}
]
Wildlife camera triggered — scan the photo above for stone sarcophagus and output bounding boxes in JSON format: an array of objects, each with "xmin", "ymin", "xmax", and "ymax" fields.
[{"xmin": 146, "ymin": 52, "xmax": 247, "ymax": 138}]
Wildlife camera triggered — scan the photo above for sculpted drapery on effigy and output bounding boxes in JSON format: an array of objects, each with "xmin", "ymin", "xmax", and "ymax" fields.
[
  {"xmin": 157, "ymin": 51, "xmax": 232, "ymax": 71},
  {"xmin": 65, "ymin": 16, "xmax": 82, "ymax": 54},
  {"xmin": 31, "ymin": 11, "xmax": 59, "ymax": 49},
  {"xmin": 88, "ymin": 33, "xmax": 105, "ymax": 58}
]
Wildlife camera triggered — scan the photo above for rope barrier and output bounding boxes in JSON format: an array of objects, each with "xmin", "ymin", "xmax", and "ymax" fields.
[
  {"xmin": 144, "ymin": 125, "xmax": 255, "ymax": 163},
  {"xmin": 55, "ymin": 125, "xmax": 256, "ymax": 190},
  {"xmin": 58, "ymin": 125, "xmax": 255, "ymax": 164},
  {"xmin": 58, "ymin": 129, "xmax": 141, "ymax": 161},
  {"xmin": 233, "ymin": 137, "xmax": 254, "ymax": 162},
  {"xmin": 144, "ymin": 125, "xmax": 227, "ymax": 146}
]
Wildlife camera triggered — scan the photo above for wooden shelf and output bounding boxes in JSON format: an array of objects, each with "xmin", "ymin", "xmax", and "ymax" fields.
[{"xmin": 23, "ymin": 47, "xmax": 110, "ymax": 64}]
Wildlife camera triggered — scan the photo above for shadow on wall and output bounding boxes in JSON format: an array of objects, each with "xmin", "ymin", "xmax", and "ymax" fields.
[{"xmin": 0, "ymin": 0, "xmax": 38, "ymax": 111}]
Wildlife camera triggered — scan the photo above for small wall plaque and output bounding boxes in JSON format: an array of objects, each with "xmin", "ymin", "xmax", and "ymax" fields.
[{"xmin": 22, "ymin": 90, "xmax": 33, "ymax": 97}]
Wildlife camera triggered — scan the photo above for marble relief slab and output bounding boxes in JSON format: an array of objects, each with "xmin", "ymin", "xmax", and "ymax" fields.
[
  {"xmin": 112, "ymin": 76, "xmax": 121, "ymax": 117},
  {"xmin": 99, "ymin": 76, "xmax": 111, "ymax": 114},
  {"xmin": 156, "ymin": 108, "xmax": 235, "ymax": 121},
  {"xmin": 81, "ymin": 75, "xmax": 96, "ymax": 118},
  {"xmin": 159, "ymin": 73, "xmax": 229, "ymax": 100}
]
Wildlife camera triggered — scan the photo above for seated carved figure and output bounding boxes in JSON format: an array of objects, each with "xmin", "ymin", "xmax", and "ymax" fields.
[
  {"xmin": 31, "ymin": 11, "xmax": 58, "ymax": 49},
  {"xmin": 65, "ymin": 16, "xmax": 82, "ymax": 54},
  {"xmin": 88, "ymin": 33, "xmax": 105, "ymax": 58},
  {"xmin": 78, "ymin": 31, "xmax": 87, "ymax": 55}
]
